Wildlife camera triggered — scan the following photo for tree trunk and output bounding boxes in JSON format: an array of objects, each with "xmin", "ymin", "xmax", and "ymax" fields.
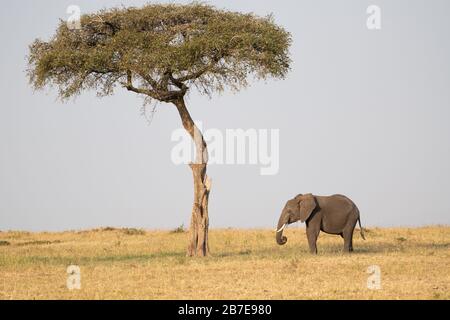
[{"xmin": 173, "ymin": 98, "xmax": 211, "ymax": 257}]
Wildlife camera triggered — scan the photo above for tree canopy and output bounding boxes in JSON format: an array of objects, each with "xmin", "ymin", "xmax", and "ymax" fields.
[{"xmin": 27, "ymin": 3, "xmax": 291, "ymax": 103}]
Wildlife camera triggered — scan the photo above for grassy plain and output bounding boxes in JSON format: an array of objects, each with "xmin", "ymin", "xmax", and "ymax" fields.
[{"xmin": 0, "ymin": 226, "xmax": 449, "ymax": 299}]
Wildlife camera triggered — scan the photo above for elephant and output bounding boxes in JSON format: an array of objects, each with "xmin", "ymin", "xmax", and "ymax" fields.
[{"xmin": 275, "ymin": 194, "xmax": 365, "ymax": 253}]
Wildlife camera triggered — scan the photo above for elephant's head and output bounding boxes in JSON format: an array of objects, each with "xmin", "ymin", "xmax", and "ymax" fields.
[{"xmin": 276, "ymin": 193, "xmax": 316, "ymax": 245}]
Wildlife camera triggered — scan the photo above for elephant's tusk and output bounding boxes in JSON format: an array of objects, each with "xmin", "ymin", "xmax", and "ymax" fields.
[{"xmin": 275, "ymin": 223, "xmax": 286, "ymax": 233}]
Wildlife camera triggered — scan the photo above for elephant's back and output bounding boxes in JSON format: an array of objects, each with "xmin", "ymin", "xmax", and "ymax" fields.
[
  {"xmin": 318, "ymin": 194, "xmax": 357, "ymax": 212},
  {"xmin": 331, "ymin": 194, "xmax": 355, "ymax": 204}
]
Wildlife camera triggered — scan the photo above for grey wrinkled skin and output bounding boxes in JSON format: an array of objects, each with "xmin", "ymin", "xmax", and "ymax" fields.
[{"xmin": 276, "ymin": 194, "xmax": 365, "ymax": 254}]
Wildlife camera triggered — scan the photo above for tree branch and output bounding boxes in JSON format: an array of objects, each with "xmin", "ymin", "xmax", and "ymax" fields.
[
  {"xmin": 122, "ymin": 70, "xmax": 187, "ymax": 102},
  {"xmin": 169, "ymin": 72, "xmax": 188, "ymax": 94},
  {"xmin": 138, "ymin": 72, "xmax": 160, "ymax": 91},
  {"xmin": 175, "ymin": 65, "xmax": 212, "ymax": 82},
  {"xmin": 122, "ymin": 70, "xmax": 159, "ymax": 99}
]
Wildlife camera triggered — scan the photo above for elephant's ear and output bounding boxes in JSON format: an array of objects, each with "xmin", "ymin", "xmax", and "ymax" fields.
[{"xmin": 299, "ymin": 194, "xmax": 316, "ymax": 222}]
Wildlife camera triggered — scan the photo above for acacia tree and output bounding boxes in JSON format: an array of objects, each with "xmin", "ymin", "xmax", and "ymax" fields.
[{"xmin": 27, "ymin": 3, "xmax": 291, "ymax": 257}]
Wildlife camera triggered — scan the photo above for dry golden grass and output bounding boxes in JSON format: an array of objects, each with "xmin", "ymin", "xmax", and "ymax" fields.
[{"xmin": 0, "ymin": 226, "xmax": 449, "ymax": 300}]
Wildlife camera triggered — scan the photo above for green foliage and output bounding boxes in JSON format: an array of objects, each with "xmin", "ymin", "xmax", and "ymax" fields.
[
  {"xmin": 0, "ymin": 240, "xmax": 10, "ymax": 246},
  {"xmin": 171, "ymin": 224, "xmax": 186, "ymax": 234},
  {"xmin": 27, "ymin": 3, "xmax": 291, "ymax": 102},
  {"xmin": 122, "ymin": 228, "xmax": 146, "ymax": 236}
]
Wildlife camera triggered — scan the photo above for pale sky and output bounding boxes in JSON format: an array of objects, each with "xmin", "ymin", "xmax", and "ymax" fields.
[{"xmin": 1, "ymin": 0, "xmax": 450, "ymax": 231}]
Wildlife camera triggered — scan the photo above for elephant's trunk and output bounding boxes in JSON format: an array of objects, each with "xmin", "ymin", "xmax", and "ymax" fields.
[{"xmin": 276, "ymin": 212, "xmax": 288, "ymax": 245}]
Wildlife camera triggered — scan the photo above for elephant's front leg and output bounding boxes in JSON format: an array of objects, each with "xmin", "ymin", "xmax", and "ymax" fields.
[{"xmin": 306, "ymin": 225, "xmax": 320, "ymax": 254}]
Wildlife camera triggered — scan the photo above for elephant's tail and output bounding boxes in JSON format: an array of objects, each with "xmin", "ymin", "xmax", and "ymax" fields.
[{"xmin": 358, "ymin": 216, "xmax": 366, "ymax": 240}]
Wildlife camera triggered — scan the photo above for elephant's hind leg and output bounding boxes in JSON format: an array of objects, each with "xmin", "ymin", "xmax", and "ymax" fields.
[
  {"xmin": 343, "ymin": 220, "xmax": 357, "ymax": 253},
  {"xmin": 342, "ymin": 231, "xmax": 353, "ymax": 253}
]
